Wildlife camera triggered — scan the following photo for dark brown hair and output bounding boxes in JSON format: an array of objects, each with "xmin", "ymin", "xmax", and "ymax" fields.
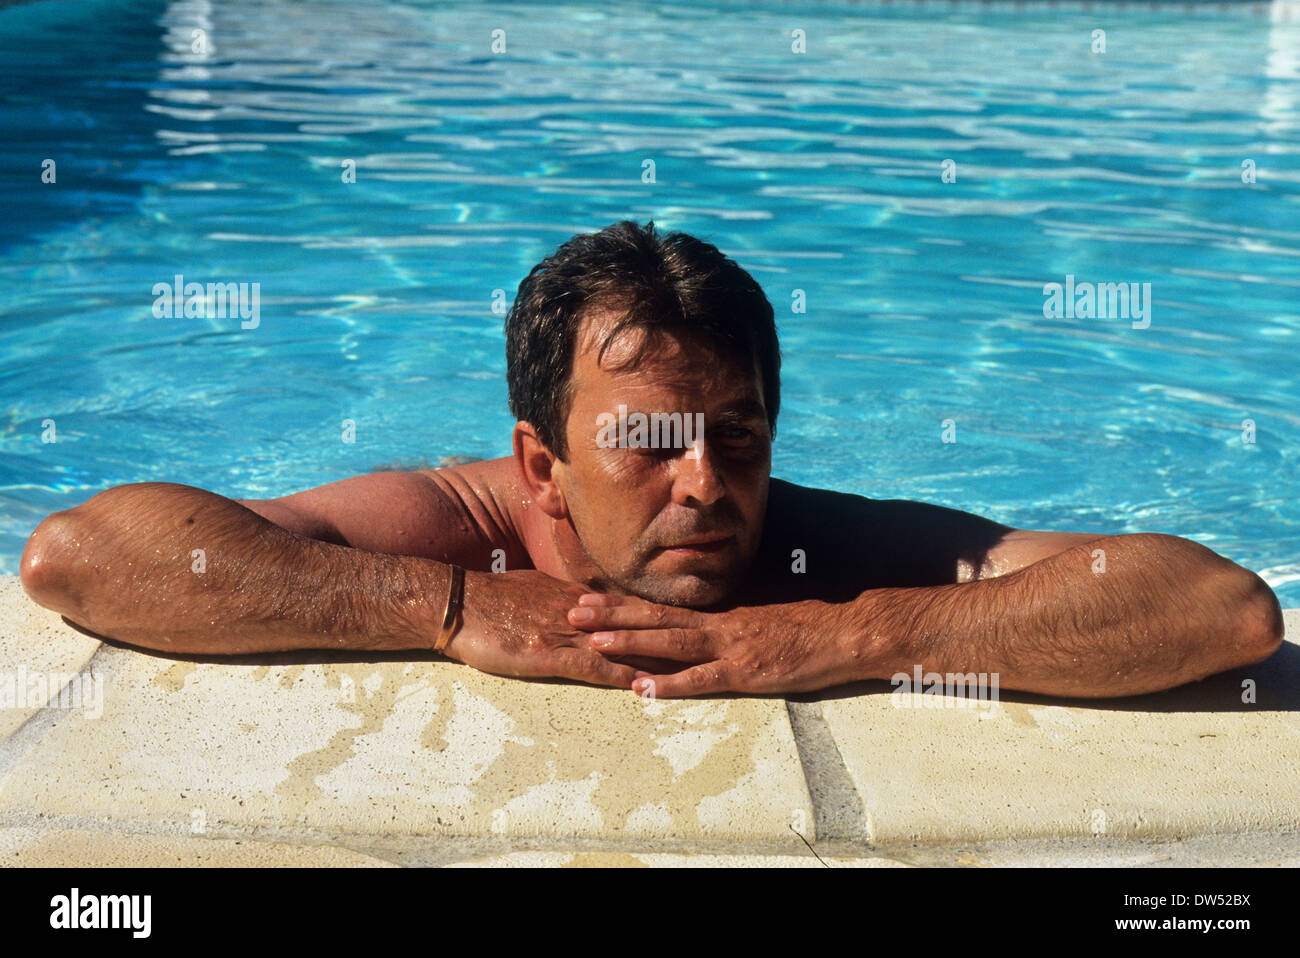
[{"xmin": 505, "ymin": 220, "xmax": 780, "ymax": 459}]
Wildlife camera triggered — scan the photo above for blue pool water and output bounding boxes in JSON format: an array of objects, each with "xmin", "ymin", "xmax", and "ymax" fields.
[{"xmin": 1, "ymin": 0, "xmax": 1298, "ymax": 603}]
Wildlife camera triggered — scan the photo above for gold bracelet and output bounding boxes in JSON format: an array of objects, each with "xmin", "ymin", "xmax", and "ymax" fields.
[{"xmin": 434, "ymin": 564, "xmax": 465, "ymax": 653}]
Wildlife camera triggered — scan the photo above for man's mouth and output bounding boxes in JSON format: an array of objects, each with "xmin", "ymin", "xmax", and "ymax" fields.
[{"xmin": 660, "ymin": 533, "xmax": 734, "ymax": 556}]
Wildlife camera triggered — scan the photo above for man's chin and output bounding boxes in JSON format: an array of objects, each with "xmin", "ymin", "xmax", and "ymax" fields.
[{"xmin": 628, "ymin": 571, "xmax": 737, "ymax": 609}]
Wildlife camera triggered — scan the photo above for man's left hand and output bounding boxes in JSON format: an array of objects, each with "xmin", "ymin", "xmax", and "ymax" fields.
[{"xmin": 567, "ymin": 593, "xmax": 862, "ymax": 697}]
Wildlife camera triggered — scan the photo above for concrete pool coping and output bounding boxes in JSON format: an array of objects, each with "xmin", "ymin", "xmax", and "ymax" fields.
[{"xmin": 0, "ymin": 574, "xmax": 1296, "ymax": 867}]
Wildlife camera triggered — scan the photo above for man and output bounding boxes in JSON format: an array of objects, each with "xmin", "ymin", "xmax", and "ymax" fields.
[{"xmin": 19, "ymin": 221, "xmax": 1284, "ymax": 699}]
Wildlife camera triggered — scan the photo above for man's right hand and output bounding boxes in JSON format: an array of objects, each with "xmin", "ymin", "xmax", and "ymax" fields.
[{"xmin": 442, "ymin": 569, "xmax": 640, "ymax": 689}]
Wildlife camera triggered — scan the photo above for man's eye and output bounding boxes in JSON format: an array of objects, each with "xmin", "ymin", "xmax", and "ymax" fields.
[{"xmin": 716, "ymin": 427, "xmax": 755, "ymax": 445}]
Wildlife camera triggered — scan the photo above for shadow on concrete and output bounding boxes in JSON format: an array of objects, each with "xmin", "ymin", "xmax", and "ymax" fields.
[
  {"xmin": 799, "ymin": 641, "xmax": 1300, "ymax": 714},
  {"xmin": 64, "ymin": 618, "xmax": 1299, "ymax": 712},
  {"xmin": 66, "ymin": 616, "xmax": 644, "ymax": 697},
  {"xmin": 65, "ymin": 617, "xmax": 444, "ymax": 669}
]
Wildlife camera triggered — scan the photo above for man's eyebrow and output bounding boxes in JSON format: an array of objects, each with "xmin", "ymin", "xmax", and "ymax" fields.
[
  {"xmin": 608, "ymin": 397, "xmax": 767, "ymax": 420},
  {"xmin": 712, "ymin": 398, "xmax": 768, "ymax": 422}
]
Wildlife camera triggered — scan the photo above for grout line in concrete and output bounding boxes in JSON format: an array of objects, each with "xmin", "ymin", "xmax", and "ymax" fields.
[
  {"xmin": 785, "ymin": 697, "xmax": 872, "ymax": 845},
  {"xmin": 0, "ymin": 644, "xmax": 110, "ymax": 787}
]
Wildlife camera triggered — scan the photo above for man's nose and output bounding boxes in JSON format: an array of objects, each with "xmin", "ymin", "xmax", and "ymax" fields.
[{"xmin": 671, "ymin": 438, "xmax": 724, "ymax": 507}]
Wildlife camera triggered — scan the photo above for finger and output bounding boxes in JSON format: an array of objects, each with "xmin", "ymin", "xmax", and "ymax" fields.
[
  {"xmin": 576, "ymin": 593, "xmax": 624, "ymax": 607},
  {"xmin": 630, "ymin": 662, "xmax": 730, "ymax": 699},
  {"xmin": 549, "ymin": 646, "xmax": 638, "ymax": 689},
  {"xmin": 590, "ymin": 627, "xmax": 714, "ymax": 662},
  {"xmin": 569, "ymin": 599, "xmax": 704, "ymax": 631},
  {"xmin": 609, "ymin": 654, "xmax": 694, "ymax": 673}
]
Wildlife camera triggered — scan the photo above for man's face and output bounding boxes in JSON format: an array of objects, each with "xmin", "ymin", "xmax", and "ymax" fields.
[{"xmin": 551, "ymin": 309, "xmax": 772, "ymax": 608}]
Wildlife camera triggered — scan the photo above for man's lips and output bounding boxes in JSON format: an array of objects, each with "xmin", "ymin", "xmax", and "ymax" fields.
[{"xmin": 660, "ymin": 533, "xmax": 734, "ymax": 554}]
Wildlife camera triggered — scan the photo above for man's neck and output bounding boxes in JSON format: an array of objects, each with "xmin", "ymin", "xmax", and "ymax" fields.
[{"xmin": 505, "ymin": 463, "xmax": 613, "ymax": 589}]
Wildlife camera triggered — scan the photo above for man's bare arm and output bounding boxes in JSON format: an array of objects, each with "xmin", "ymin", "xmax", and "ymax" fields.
[
  {"xmin": 19, "ymin": 479, "xmax": 464, "ymax": 654},
  {"xmin": 18, "ymin": 470, "xmax": 637, "ymax": 686},
  {"xmin": 570, "ymin": 528, "xmax": 1284, "ymax": 698},
  {"xmin": 844, "ymin": 532, "xmax": 1284, "ymax": 697}
]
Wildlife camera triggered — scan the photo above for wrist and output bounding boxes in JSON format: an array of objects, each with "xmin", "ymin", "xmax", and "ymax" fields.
[
  {"xmin": 437, "ymin": 567, "xmax": 488, "ymax": 663},
  {"xmin": 432, "ymin": 563, "xmax": 466, "ymax": 654},
  {"xmin": 838, "ymin": 590, "xmax": 910, "ymax": 682},
  {"xmin": 786, "ymin": 598, "xmax": 877, "ymax": 684},
  {"xmin": 383, "ymin": 558, "xmax": 461, "ymax": 653}
]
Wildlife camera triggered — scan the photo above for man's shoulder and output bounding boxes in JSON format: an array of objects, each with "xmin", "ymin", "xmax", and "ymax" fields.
[
  {"xmin": 766, "ymin": 477, "xmax": 1008, "ymax": 533},
  {"xmin": 414, "ymin": 455, "xmax": 520, "ymax": 494},
  {"xmin": 411, "ymin": 456, "xmax": 534, "ymax": 568},
  {"xmin": 748, "ymin": 477, "xmax": 1013, "ymax": 599}
]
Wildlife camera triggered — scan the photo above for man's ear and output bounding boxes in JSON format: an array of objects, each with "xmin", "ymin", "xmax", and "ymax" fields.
[{"xmin": 512, "ymin": 422, "xmax": 569, "ymax": 520}]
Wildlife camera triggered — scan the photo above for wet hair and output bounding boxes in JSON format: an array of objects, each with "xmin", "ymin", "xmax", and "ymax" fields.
[{"xmin": 505, "ymin": 220, "xmax": 780, "ymax": 460}]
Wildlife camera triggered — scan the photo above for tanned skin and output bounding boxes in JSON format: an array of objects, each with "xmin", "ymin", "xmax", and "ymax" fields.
[{"xmin": 19, "ymin": 309, "xmax": 1284, "ymax": 698}]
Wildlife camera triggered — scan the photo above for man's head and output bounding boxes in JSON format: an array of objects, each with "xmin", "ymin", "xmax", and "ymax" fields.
[{"xmin": 505, "ymin": 220, "xmax": 781, "ymax": 607}]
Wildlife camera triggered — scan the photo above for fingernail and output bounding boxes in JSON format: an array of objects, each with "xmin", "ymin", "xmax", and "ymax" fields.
[
  {"xmin": 577, "ymin": 594, "xmax": 603, "ymax": 606},
  {"xmin": 570, "ymin": 608, "xmax": 595, "ymax": 624},
  {"xmin": 590, "ymin": 632, "xmax": 614, "ymax": 648}
]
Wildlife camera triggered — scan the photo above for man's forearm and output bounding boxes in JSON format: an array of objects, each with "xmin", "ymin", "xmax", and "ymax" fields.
[
  {"xmin": 19, "ymin": 483, "xmax": 449, "ymax": 654},
  {"xmin": 845, "ymin": 533, "xmax": 1284, "ymax": 697}
]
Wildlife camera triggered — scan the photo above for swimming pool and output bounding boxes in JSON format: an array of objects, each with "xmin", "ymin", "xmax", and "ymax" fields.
[{"xmin": 2, "ymin": 0, "xmax": 1297, "ymax": 604}]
